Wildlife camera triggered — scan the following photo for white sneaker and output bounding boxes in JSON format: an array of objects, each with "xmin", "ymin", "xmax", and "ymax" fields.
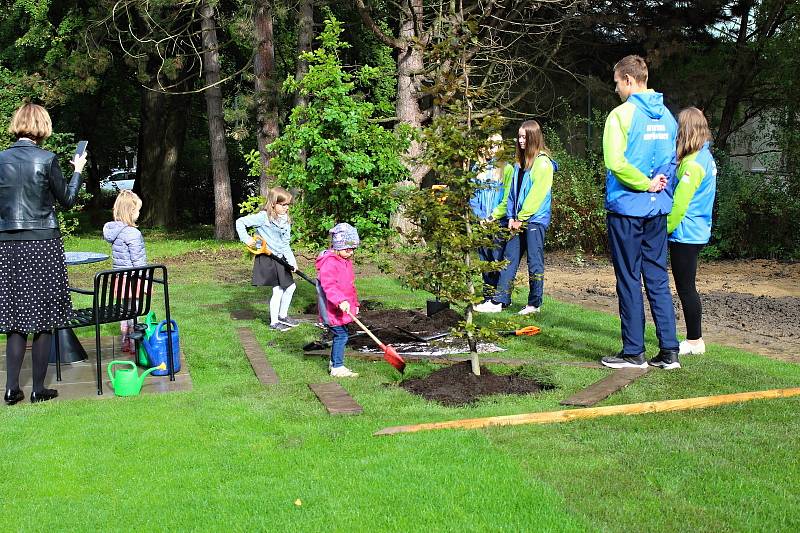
[
  {"xmin": 474, "ymin": 301, "xmax": 503, "ymax": 313},
  {"xmin": 679, "ymin": 339, "xmax": 705, "ymax": 355},
  {"xmin": 330, "ymin": 366, "xmax": 359, "ymax": 378},
  {"xmin": 518, "ymin": 306, "xmax": 540, "ymax": 315}
]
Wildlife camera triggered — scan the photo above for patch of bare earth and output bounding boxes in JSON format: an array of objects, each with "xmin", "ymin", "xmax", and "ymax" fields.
[
  {"xmin": 544, "ymin": 252, "xmax": 800, "ymax": 364},
  {"xmin": 167, "ymin": 248, "xmax": 324, "ymax": 285},
  {"xmin": 400, "ymin": 361, "xmax": 553, "ymax": 406}
]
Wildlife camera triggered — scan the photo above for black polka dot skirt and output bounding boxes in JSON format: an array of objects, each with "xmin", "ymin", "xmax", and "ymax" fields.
[{"xmin": 0, "ymin": 238, "xmax": 74, "ymax": 334}]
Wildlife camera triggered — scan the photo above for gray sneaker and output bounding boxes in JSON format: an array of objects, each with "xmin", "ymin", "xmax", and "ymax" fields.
[
  {"xmin": 269, "ymin": 322, "xmax": 292, "ymax": 332},
  {"xmin": 648, "ymin": 349, "xmax": 681, "ymax": 370},
  {"xmin": 600, "ymin": 352, "xmax": 648, "ymax": 369},
  {"xmin": 278, "ymin": 316, "xmax": 301, "ymax": 327}
]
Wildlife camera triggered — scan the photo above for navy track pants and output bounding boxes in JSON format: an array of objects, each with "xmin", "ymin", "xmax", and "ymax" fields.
[{"xmin": 607, "ymin": 213, "xmax": 678, "ymax": 355}]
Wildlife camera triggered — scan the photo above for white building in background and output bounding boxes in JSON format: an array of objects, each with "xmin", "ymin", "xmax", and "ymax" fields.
[{"xmin": 727, "ymin": 113, "xmax": 781, "ymax": 174}]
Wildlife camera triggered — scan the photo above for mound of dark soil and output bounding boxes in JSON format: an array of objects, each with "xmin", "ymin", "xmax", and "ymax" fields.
[
  {"xmin": 352, "ymin": 308, "xmax": 462, "ymax": 345},
  {"xmin": 310, "ymin": 307, "xmax": 464, "ymax": 347},
  {"xmin": 358, "ymin": 307, "xmax": 460, "ymax": 334},
  {"xmin": 400, "ymin": 361, "xmax": 553, "ymax": 406}
]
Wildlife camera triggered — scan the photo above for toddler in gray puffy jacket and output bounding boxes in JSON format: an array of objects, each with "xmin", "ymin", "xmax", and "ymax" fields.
[{"xmin": 103, "ymin": 190, "xmax": 147, "ymax": 354}]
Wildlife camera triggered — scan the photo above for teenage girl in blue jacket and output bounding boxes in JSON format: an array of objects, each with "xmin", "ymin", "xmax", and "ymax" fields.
[
  {"xmin": 475, "ymin": 120, "xmax": 556, "ymax": 315},
  {"xmin": 667, "ymin": 107, "xmax": 717, "ymax": 356}
]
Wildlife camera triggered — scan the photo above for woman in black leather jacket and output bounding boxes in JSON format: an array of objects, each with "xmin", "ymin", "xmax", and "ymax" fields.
[{"xmin": 1, "ymin": 103, "xmax": 87, "ymax": 404}]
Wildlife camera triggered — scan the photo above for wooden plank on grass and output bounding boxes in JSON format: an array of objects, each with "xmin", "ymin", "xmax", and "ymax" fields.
[
  {"xmin": 560, "ymin": 367, "xmax": 650, "ymax": 407},
  {"xmin": 309, "ymin": 382, "xmax": 363, "ymax": 415},
  {"xmin": 303, "ymin": 349, "xmax": 603, "ymax": 368},
  {"xmin": 374, "ymin": 387, "xmax": 800, "ymax": 436},
  {"xmin": 230, "ymin": 309, "xmax": 256, "ymax": 320},
  {"xmin": 237, "ymin": 328, "xmax": 279, "ymax": 385}
]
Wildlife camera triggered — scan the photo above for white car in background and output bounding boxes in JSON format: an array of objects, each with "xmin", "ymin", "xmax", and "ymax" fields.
[{"xmin": 100, "ymin": 169, "xmax": 136, "ymax": 192}]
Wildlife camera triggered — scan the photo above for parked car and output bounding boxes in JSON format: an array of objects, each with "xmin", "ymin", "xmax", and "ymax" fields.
[{"xmin": 100, "ymin": 169, "xmax": 136, "ymax": 192}]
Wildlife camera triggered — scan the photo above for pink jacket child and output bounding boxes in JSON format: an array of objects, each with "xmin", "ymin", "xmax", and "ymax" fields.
[
  {"xmin": 315, "ymin": 248, "xmax": 359, "ymax": 326},
  {"xmin": 316, "ymin": 223, "xmax": 361, "ymax": 378}
]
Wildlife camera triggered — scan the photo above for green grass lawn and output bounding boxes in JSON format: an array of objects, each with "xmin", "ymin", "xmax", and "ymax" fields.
[{"xmin": 2, "ymin": 231, "xmax": 799, "ymax": 531}]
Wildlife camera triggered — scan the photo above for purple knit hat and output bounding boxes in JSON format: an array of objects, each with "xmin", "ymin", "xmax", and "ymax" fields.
[{"xmin": 330, "ymin": 223, "xmax": 360, "ymax": 250}]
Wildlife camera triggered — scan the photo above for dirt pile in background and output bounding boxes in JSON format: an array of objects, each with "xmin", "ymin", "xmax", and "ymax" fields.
[
  {"xmin": 354, "ymin": 308, "xmax": 462, "ymax": 345},
  {"xmin": 544, "ymin": 252, "xmax": 800, "ymax": 364},
  {"xmin": 305, "ymin": 304, "xmax": 464, "ymax": 347}
]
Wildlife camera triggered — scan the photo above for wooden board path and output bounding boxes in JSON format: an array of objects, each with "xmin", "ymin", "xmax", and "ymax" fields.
[
  {"xmin": 374, "ymin": 387, "xmax": 800, "ymax": 436},
  {"xmin": 309, "ymin": 382, "xmax": 363, "ymax": 415},
  {"xmin": 237, "ymin": 328, "xmax": 279, "ymax": 385},
  {"xmin": 230, "ymin": 309, "xmax": 257, "ymax": 320},
  {"xmin": 303, "ymin": 349, "xmax": 603, "ymax": 369},
  {"xmin": 560, "ymin": 367, "xmax": 650, "ymax": 407}
]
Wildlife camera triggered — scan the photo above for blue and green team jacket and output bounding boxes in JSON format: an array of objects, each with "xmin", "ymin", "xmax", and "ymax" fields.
[
  {"xmin": 469, "ymin": 161, "xmax": 513, "ymax": 220},
  {"xmin": 491, "ymin": 154, "xmax": 557, "ymax": 228},
  {"xmin": 667, "ymin": 141, "xmax": 717, "ymax": 244},
  {"xmin": 603, "ymin": 90, "xmax": 678, "ymax": 217}
]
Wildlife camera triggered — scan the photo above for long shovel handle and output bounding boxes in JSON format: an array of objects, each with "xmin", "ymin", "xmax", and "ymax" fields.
[
  {"xmin": 286, "ymin": 263, "xmax": 317, "ymax": 286},
  {"xmin": 251, "ymin": 237, "xmax": 317, "ymax": 287},
  {"xmin": 274, "ymin": 256, "xmax": 316, "ymax": 286},
  {"xmin": 346, "ymin": 309, "xmax": 406, "ymax": 374},
  {"xmin": 345, "ymin": 310, "xmax": 383, "ymax": 347}
]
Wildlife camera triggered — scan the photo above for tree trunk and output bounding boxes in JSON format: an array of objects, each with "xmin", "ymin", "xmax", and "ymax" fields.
[
  {"xmin": 391, "ymin": 0, "xmax": 427, "ymax": 234},
  {"xmin": 465, "ymin": 226, "xmax": 479, "ymax": 376},
  {"xmin": 201, "ymin": 1, "xmax": 235, "ymax": 240},
  {"xmin": 294, "ymin": 0, "xmax": 314, "ymax": 109},
  {"xmin": 716, "ymin": 0, "xmax": 787, "ymax": 151},
  {"xmin": 136, "ymin": 83, "xmax": 188, "ymax": 228},
  {"xmin": 396, "ymin": 0, "xmax": 426, "ymax": 182},
  {"xmin": 83, "ymin": 134, "xmax": 103, "ymax": 212},
  {"xmin": 716, "ymin": 1, "xmax": 754, "ymax": 151},
  {"xmin": 254, "ymin": 0, "xmax": 280, "ymax": 197},
  {"xmin": 292, "ymin": 0, "xmax": 314, "ymax": 171}
]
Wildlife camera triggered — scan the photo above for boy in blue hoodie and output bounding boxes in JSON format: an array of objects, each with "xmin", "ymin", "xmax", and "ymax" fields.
[{"xmin": 600, "ymin": 55, "xmax": 681, "ymax": 370}]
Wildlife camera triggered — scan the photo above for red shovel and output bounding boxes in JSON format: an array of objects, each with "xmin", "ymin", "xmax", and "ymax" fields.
[{"xmin": 345, "ymin": 310, "xmax": 406, "ymax": 374}]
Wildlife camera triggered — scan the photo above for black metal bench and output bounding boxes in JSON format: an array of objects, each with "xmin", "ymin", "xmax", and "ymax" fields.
[{"xmin": 54, "ymin": 264, "xmax": 175, "ymax": 395}]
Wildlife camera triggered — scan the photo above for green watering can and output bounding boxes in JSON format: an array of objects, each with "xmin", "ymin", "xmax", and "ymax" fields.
[{"xmin": 108, "ymin": 360, "xmax": 167, "ymax": 397}]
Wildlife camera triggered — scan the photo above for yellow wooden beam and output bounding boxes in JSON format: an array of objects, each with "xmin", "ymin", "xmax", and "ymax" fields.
[{"xmin": 374, "ymin": 387, "xmax": 800, "ymax": 436}]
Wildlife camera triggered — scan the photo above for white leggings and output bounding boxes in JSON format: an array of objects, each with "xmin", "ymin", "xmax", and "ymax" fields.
[{"xmin": 270, "ymin": 283, "xmax": 296, "ymax": 324}]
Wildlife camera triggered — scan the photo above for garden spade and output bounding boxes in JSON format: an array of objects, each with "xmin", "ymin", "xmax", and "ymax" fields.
[
  {"xmin": 497, "ymin": 325, "xmax": 541, "ymax": 337},
  {"xmin": 345, "ymin": 310, "xmax": 406, "ymax": 374}
]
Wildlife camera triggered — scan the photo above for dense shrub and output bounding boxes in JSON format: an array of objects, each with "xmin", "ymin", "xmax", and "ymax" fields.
[
  {"xmin": 546, "ymin": 131, "xmax": 607, "ymax": 254},
  {"xmin": 713, "ymin": 155, "xmax": 800, "ymax": 259},
  {"xmin": 260, "ymin": 17, "xmax": 410, "ymax": 248},
  {"xmin": 1, "ymin": 72, "xmax": 89, "ymax": 236}
]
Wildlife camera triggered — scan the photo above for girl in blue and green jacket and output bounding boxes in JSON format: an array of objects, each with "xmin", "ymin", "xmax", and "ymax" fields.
[
  {"xmin": 668, "ymin": 107, "xmax": 717, "ymax": 356},
  {"xmin": 469, "ymin": 134, "xmax": 513, "ymax": 301},
  {"xmin": 475, "ymin": 120, "xmax": 557, "ymax": 315}
]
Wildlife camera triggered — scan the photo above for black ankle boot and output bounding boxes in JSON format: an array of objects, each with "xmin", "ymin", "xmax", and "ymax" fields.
[
  {"xmin": 30, "ymin": 388, "xmax": 58, "ymax": 403},
  {"xmin": 4, "ymin": 389, "xmax": 24, "ymax": 405}
]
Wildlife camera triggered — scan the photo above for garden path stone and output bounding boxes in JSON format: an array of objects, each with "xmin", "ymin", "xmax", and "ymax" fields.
[
  {"xmin": 0, "ymin": 336, "xmax": 192, "ymax": 403},
  {"xmin": 237, "ymin": 327, "xmax": 278, "ymax": 385},
  {"xmin": 230, "ymin": 309, "xmax": 256, "ymax": 320},
  {"xmin": 309, "ymin": 382, "xmax": 363, "ymax": 415},
  {"xmin": 559, "ymin": 367, "xmax": 650, "ymax": 407}
]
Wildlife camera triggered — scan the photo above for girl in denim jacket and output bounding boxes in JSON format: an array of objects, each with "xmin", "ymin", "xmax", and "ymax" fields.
[{"xmin": 236, "ymin": 187, "xmax": 299, "ymax": 332}]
